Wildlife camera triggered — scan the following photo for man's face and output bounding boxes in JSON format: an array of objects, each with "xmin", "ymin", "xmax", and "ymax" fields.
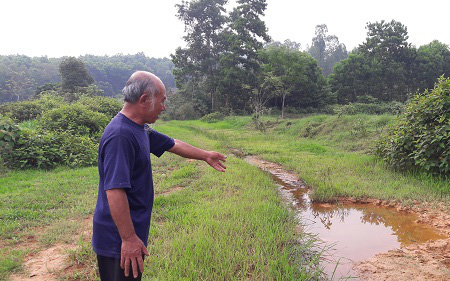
[{"xmin": 145, "ymin": 89, "xmax": 166, "ymax": 124}]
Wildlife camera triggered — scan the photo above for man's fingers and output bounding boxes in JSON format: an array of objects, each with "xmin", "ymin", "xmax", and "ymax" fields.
[
  {"xmin": 218, "ymin": 153, "xmax": 227, "ymax": 160},
  {"xmin": 120, "ymin": 255, "xmax": 124, "ymax": 269},
  {"xmin": 142, "ymin": 245, "xmax": 149, "ymax": 256},
  {"xmin": 124, "ymin": 258, "xmax": 130, "ymax": 277},
  {"xmin": 131, "ymin": 257, "xmax": 139, "ymax": 278},
  {"xmin": 214, "ymin": 164, "xmax": 225, "ymax": 172},
  {"xmin": 137, "ymin": 255, "xmax": 145, "ymax": 273}
]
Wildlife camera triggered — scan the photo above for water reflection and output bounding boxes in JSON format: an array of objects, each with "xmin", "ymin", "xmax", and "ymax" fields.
[{"xmin": 246, "ymin": 156, "xmax": 447, "ymax": 280}]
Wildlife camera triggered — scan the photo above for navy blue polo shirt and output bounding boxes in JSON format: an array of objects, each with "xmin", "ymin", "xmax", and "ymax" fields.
[{"xmin": 92, "ymin": 113, "xmax": 175, "ymax": 258}]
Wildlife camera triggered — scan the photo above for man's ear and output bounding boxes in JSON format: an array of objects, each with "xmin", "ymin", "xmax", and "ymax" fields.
[{"xmin": 138, "ymin": 93, "xmax": 148, "ymax": 107}]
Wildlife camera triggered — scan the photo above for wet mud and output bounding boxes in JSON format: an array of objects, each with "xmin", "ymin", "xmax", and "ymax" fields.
[{"xmin": 244, "ymin": 155, "xmax": 450, "ymax": 280}]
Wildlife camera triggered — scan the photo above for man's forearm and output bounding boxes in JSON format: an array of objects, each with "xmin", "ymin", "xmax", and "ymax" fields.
[
  {"xmin": 168, "ymin": 139, "xmax": 209, "ymax": 160},
  {"xmin": 106, "ymin": 188, "xmax": 136, "ymax": 240}
]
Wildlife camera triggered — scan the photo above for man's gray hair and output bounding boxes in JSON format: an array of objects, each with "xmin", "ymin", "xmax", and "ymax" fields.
[{"xmin": 122, "ymin": 72, "xmax": 159, "ymax": 103}]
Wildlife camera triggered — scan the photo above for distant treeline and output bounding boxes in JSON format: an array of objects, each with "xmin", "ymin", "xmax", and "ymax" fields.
[
  {"xmin": 1, "ymin": 0, "xmax": 449, "ymax": 117},
  {"xmin": 0, "ymin": 53, "xmax": 174, "ymax": 103},
  {"xmin": 168, "ymin": 0, "xmax": 449, "ymax": 119}
]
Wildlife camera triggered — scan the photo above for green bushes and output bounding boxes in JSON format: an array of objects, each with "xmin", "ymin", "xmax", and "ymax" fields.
[
  {"xmin": 75, "ymin": 96, "xmax": 122, "ymax": 119},
  {"xmin": 40, "ymin": 104, "xmax": 109, "ymax": 137},
  {"xmin": 334, "ymin": 102, "xmax": 404, "ymax": 116},
  {"xmin": 200, "ymin": 112, "xmax": 225, "ymax": 123},
  {"xmin": 5, "ymin": 130, "xmax": 98, "ymax": 169},
  {"xmin": 7, "ymin": 130, "xmax": 65, "ymax": 169},
  {"xmin": 0, "ymin": 117, "xmax": 21, "ymax": 163},
  {"xmin": 0, "ymin": 101, "xmax": 43, "ymax": 122},
  {"xmin": 0, "ymin": 94, "xmax": 120, "ymax": 170},
  {"xmin": 376, "ymin": 77, "xmax": 450, "ymax": 175}
]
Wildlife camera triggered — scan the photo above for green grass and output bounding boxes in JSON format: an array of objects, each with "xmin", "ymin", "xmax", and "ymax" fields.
[
  {"xmin": 157, "ymin": 114, "xmax": 449, "ymax": 204},
  {"xmin": 0, "ymin": 117, "xmax": 324, "ymax": 280},
  {"xmin": 0, "ymin": 166, "xmax": 98, "ymax": 280},
  {"xmin": 2, "ymin": 113, "xmax": 448, "ymax": 280}
]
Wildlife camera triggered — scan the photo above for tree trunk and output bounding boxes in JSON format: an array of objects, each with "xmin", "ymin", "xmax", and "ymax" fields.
[{"xmin": 281, "ymin": 93, "xmax": 286, "ymax": 119}]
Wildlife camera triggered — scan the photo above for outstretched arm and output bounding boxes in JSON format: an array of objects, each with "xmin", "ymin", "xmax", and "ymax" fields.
[{"xmin": 168, "ymin": 139, "xmax": 227, "ymax": 172}]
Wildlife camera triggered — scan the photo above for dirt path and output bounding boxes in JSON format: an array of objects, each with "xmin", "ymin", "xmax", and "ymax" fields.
[
  {"xmin": 8, "ymin": 216, "xmax": 93, "ymax": 281},
  {"xmin": 7, "ymin": 185, "xmax": 187, "ymax": 281}
]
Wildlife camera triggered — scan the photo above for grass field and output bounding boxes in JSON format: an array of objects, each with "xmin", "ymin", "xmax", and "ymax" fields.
[
  {"xmin": 167, "ymin": 115, "xmax": 449, "ymax": 204},
  {"xmin": 1, "ymin": 114, "xmax": 449, "ymax": 280}
]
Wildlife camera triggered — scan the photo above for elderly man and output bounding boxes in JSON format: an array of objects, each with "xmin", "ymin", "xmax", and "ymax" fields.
[{"xmin": 92, "ymin": 71, "xmax": 226, "ymax": 280}]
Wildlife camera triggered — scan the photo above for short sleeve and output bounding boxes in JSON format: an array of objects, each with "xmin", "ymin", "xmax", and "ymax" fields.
[
  {"xmin": 149, "ymin": 130, "xmax": 175, "ymax": 157},
  {"xmin": 102, "ymin": 135, "xmax": 135, "ymax": 190}
]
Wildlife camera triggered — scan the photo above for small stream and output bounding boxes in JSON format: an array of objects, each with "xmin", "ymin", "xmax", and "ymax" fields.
[{"xmin": 244, "ymin": 156, "xmax": 447, "ymax": 280}]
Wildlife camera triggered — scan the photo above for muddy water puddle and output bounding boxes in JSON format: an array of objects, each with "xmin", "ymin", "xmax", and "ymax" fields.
[{"xmin": 245, "ymin": 156, "xmax": 447, "ymax": 280}]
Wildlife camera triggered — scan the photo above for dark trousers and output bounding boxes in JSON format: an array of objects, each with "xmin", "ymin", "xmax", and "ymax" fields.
[{"xmin": 97, "ymin": 255, "xmax": 143, "ymax": 281}]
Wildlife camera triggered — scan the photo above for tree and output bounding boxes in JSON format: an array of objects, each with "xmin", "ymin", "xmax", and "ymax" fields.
[
  {"xmin": 171, "ymin": 0, "xmax": 228, "ymax": 112},
  {"xmin": 357, "ymin": 20, "xmax": 415, "ymax": 101},
  {"xmin": 260, "ymin": 45, "xmax": 334, "ymax": 114},
  {"xmin": 414, "ymin": 40, "xmax": 450, "ymax": 92},
  {"xmin": 307, "ymin": 24, "xmax": 348, "ymax": 76},
  {"xmin": 265, "ymin": 39, "xmax": 301, "ymax": 51},
  {"xmin": 59, "ymin": 57, "xmax": 94, "ymax": 92},
  {"xmin": 2, "ymin": 71, "xmax": 36, "ymax": 102},
  {"xmin": 330, "ymin": 53, "xmax": 383, "ymax": 103},
  {"xmin": 219, "ymin": 0, "xmax": 271, "ymax": 111}
]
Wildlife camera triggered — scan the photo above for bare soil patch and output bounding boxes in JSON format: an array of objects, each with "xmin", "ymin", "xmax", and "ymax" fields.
[
  {"xmin": 8, "ymin": 216, "xmax": 93, "ymax": 281},
  {"xmin": 156, "ymin": 185, "xmax": 185, "ymax": 197},
  {"xmin": 353, "ymin": 199, "xmax": 450, "ymax": 281}
]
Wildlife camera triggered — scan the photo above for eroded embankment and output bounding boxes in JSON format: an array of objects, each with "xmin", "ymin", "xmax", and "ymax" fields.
[{"xmin": 244, "ymin": 155, "xmax": 450, "ymax": 280}]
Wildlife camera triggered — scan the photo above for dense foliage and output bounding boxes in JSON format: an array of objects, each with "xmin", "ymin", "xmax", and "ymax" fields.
[
  {"xmin": 0, "ymin": 101, "xmax": 43, "ymax": 121},
  {"xmin": 376, "ymin": 77, "xmax": 450, "ymax": 175},
  {"xmin": 1, "ymin": 92, "xmax": 121, "ymax": 170},
  {"xmin": 40, "ymin": 104, "xmax": 110, "ymax": 137},
  {"xmin": 0, "ymin": 117, "xmax": 21, "ymax": 162},
  {"xmin": 0, "ymin": 54, "xmax": 174, "ymax": 103},
  {"xmin": 330, "ymin": 20, "xmax": 450, "ymax": 104}
]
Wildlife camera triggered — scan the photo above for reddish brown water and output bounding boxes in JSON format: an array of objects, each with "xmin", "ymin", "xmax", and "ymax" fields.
[{"xmin": 245, "ymin": 156, "xmax": 447, "ymax": 280}]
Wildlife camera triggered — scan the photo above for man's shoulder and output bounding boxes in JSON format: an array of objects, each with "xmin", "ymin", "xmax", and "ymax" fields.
[{"xmin": 101, "ymin": 115, "xmax": 137, "ymax": 143}]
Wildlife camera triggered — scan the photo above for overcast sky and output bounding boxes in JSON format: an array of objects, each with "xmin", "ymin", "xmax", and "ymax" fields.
[{"xmin": 1, "ymin": 0, "xmax": 449, "ymax": 58}]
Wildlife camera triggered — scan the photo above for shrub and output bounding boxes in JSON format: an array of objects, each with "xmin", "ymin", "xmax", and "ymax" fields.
[
  {"xmin": 34, "ymin": 93, "xmax": 65, "ymax": 112},
  {"xmin": 40, "ymin": 104, "xmax": 109, "ymax": 136},
  {"xmin": 335, "ymin": 102, "xmax": 404, "ymax": 116},
  {"xmin": 162, "ymin": 102, "xmax": 204, "ymax": 121},
  {"xmin": 6, "ymin": 130, "xmax": 65, "ymax": 169},
  {"xmin": 376, "ymin": 77, "xmax": 450, "ymax": 176},
  {"xmin": 58, "ymin": 132, "xmax": 98, "ymax": 168},
  {"xmin": 75, "ymin": 96, "xmax": 123, "ymax": 119},
  {"xmin": 200, "ymin": 112, "xmax": 225, "ymax": 123},
  {"xmin": 0, "ymin": 116, "xmax": 21, "ymax": 162},
  {"xmin": 5, "ymin": 130, "xmax": 98, "ymax": 169},
  {"xmin": 0, "ymin": 101, "xmax": 43, "ymax": 121}
]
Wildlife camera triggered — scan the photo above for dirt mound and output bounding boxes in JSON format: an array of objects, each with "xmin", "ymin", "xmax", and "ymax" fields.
[
  {"xmin": 356, "ymin": 206, "xmax": 450, "ymax": 280},
  {"xmin": 9, "ymin": 245, "xmax": 72, "ymax": 281},
  {"xmin": 8, "ymin": 216, "xmax": 93, "ymax": 281}
]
